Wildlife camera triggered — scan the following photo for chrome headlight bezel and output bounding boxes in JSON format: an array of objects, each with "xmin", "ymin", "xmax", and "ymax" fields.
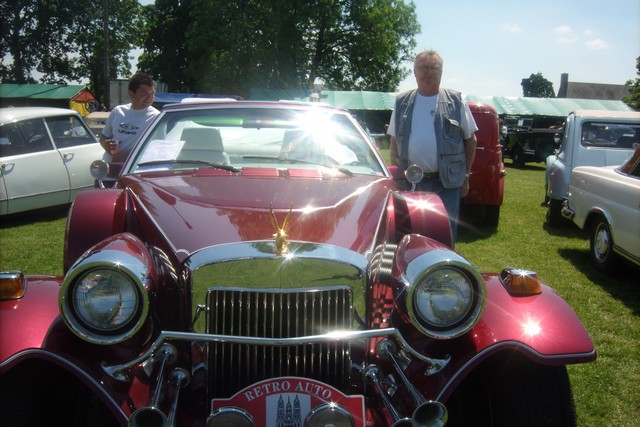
[
  {"xmin": 405, "ymin": 249, "xmax": 486, "ymax": 339},
  {"xmin": 59, "ymin": 249, "xmax": 150, "ymax": 345}
]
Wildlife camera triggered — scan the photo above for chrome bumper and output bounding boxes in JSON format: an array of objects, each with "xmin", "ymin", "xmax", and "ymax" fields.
[{"xmin": 561, "ymin": 200, "xmax": 575, "ymax": 219}]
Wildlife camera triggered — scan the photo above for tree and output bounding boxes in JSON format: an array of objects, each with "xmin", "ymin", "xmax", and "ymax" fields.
[
  {"xmin": 521, "ymin": 72, "xmax": 555, "ymax": 98},
  {"xmin": 623, "ymin": 56, "xmax": 640, "ymax": 111},
  {"xmin": 139, "ymin": 0, "xmax": 420, "ymax": 96},
  {"xmin": 0, "ymin": 0, "xmax": 145, "ymax": 105}
]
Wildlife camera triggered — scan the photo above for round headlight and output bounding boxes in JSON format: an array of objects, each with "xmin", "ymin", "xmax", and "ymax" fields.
[
  {"xmin": 305, "ymin": 403, "xmax": 354, "ymax": 427},
  {"xmin": 405, "ymin": 249, "xmax": 486, "ymax": 339},
  {"xmin": 60, "ymin": 248, "xmax": 150, "ymax": 344},
  {"xmin": 207, "ymin": 407, "xmax": 254, "ymax": 427},
  {"xmin": 413, "ymin": 268, "xmax": 473, "ymax": 328},
  {"xmin": 73, "ymin": 268, "xmax": 139, "ymax": 331}
]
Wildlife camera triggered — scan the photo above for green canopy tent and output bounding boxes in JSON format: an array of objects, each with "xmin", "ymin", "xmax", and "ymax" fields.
[{"xmin": 0, "ymin": 84, "xmax": 98, "ymax": 115}]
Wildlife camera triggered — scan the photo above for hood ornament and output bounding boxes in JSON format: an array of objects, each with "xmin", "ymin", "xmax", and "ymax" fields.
[{"xmin": 269, "ymin": 203, "xmax": 292, "ymax": 255}]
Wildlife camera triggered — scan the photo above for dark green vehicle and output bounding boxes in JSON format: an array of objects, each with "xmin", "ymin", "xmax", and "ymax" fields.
[{"xmin": 503, "ymin": 116, "xmax": 564, "ymax": 168}]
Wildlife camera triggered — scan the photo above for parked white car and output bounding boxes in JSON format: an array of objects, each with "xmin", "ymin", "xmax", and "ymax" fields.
[
  {"xmin": 562, "ymin": 146, "xmax": 640, "ymax": 272},
  {"xmin": 0, "ymin": 107, "xmax": 104, "ymax": 215},
  {"xmin": 545, "ymin": 109, "xmax": 640, "ymax": 226}
]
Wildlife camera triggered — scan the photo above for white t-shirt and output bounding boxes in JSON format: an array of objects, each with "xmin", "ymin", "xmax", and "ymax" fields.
[
  {"xmin": 102, "ymin": 103, "xmax": 159, "ymax": 157},
  {"xmin": 388, "ymin": 93, "xmax": 477, "ymax": 172}
]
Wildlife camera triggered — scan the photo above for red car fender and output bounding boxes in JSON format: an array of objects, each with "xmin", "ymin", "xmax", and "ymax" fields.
[
  {"xmin": 64, "ymin": 188, "xmax": 128, "ymax": 273},
  {"xmin": 387, "ymin": 191, "xmax": 453, "ymax": 248},
  {"xmin": 0, "ymin": 348, "xmax": 129, "ymax": 426},
  {"xmin": 472, "ymin": 274, "xmax": 596, "ymax": 363},
  {"xmin": 430, "ymin": 275, "xmax": 596, "ymax": 402},
  {"xmin": 0, "ymin": 276, "xmax": 62, "ymax": 362}
]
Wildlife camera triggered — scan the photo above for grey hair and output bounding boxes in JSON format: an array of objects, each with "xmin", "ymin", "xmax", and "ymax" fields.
[{"xmin": 414, "ymin": 50, "xmax": 443, "ymax": 65}]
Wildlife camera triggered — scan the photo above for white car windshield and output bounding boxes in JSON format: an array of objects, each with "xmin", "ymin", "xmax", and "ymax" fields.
[{"xmin": 128, "ymin": 105, "xmax": 385, "ymax": 176}]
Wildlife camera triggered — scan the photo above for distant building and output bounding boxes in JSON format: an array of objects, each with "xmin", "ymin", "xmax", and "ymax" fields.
[
  {"xmin": 0, "ymin": 84, "xmax": 98, "ymax": 115},
  {"xmin": 557, "ymin": 73, "xmax": 630, "ymax": 100}
]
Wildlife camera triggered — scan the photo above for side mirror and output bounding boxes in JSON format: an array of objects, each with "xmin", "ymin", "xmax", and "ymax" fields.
[
  {"xmin": 405, "ymin": 164, "xmax": 424, "ymax": 191},
  {"xmin": 554, "ymin": 133, "xmax": 562, "ymax": 145},
  {"xmin": 90, "ymin": 160, "xmax": 109, "ymax": 188}
]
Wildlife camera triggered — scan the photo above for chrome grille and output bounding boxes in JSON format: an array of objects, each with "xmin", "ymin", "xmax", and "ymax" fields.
[{"xmin": 207, "ymin": 286, "xmax": 353, "ymax": 397}]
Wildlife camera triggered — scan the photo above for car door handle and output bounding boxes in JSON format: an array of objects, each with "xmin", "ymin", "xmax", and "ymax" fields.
[
  {"xmin": 1, "ymin": 162, "xmax": 15, "ymax": 173},
  {"xmin": 63, "ymin": 153, "xmax": 74, "ymax": 160}
]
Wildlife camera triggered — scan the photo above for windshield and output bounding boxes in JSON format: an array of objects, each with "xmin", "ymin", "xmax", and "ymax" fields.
[{"xmin": 128, "ymin": 105, "xmax": 386, "ymax": 176}]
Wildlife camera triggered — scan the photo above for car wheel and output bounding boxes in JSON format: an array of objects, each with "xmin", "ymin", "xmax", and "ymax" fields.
[
  {"xmin": 546, "ymin": 198, "xmax": 563, "ymax": 226},
  {"xmin": 485, "ymin": 205, "xmax": 500, "ymax": 228},
  {"xmin": 590, "ymin": 218, "xmax": 618, "ymax": 273},
  {"xmin": 446, "ymin": 354, "xmax": 576, "ymax": 426},
  {"xmin": 511, "ymin": 145, "xmax": 525, "ymax": 168}
]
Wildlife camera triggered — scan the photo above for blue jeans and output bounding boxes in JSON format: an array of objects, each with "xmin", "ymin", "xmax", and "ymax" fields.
[{"xmin": 415, "ymin": 178, "xmax": 461, "ymax": 245}]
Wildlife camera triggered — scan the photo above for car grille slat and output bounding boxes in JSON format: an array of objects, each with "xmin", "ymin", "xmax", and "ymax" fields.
[{"xmin": 207, "ymin": 287, "xmax": 352, "ymax": 398}]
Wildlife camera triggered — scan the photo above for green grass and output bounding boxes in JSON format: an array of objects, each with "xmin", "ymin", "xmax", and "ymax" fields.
[
  {"xmin": 456, "ymin": 163, "xmax": 639, "ymax": 427},
  {"xmin": 1, "ymin": 158, "xmax": 638, "ymax": 426}
]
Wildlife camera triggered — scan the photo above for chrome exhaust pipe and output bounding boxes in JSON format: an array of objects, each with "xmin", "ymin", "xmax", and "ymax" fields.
[
  {"xmin": 129, "ymin": 344, "xmax": 177, "ymax": 427},
  {"xmin": 377, "ymin": 339, "xmax": 448, "ymax": 427},
  {"xmin": 363, "ymin": 364, "xmax": 413, "ymax": 427}
]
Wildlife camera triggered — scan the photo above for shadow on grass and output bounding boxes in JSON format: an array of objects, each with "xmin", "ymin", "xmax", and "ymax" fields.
[
  {"xmin": 559, "ymin": 247, "xmax": 640, "ymax": 315},
  {"xmin": 457, "ymin": 205, "xmax": 499, "ymax": 243},
  {"xmin": 542, "ymin": 220, "xmax": 586, "ymax": 239},
  {"xmin": 503, "ymin": 161, "xmax": 546, "ymax": 171},
  {"xmin": 0, "ymin": 205, "xmax": 70, "ymax": 229}
]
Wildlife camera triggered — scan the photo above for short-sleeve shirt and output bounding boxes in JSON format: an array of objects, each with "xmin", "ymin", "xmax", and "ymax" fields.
[{"xmin": 102, "ymin": 103, "xmax": 159, "ymax": 158}]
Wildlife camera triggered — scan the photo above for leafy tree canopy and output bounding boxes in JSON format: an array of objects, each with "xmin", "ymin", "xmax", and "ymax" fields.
[
  {"xmin": 138, "ymin": 0, "xmax": 420, "ymax": 96},
  {"xmin": 623, "ymin": 56, "xmax": 640, "ymax": 111},
  {"xmin": 521, "ymin": 72, "xmax": 556, "ymax": 98},
  {"xmin": 1, "ymin": 0, "xmax": 145, "ymax": 105}
]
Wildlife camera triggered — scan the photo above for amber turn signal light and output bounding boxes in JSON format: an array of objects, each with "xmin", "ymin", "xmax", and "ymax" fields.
[
  {"xmin": 500, "ymin": 268, "xmax": 542, "ymax": 296},
  {"xmin": 0, "ymin": 271, "xmax": 26, "ymax": 300}
]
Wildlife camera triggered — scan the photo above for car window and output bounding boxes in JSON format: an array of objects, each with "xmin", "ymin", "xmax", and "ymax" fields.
[
  {"xmin": 131, "ymin": 107, "xmax": 385, "ymax": 176},
  {"xmin": 0, "ymin": 119, "xmax": 52, "ymax": 157},
  {"xmin": 0, "ymin": 122, "xmax": 25, "ymax": 157},
  {"xmin": 581, "ymin": 121, "xmax": 640, "ymax": 149},
  {"xmin": 618, "ymin": 148, "xmax": 640, "ymax": 177},
  {"xmin": 46, "ymin": 115, "xmax": 97, "ymax": 148}
]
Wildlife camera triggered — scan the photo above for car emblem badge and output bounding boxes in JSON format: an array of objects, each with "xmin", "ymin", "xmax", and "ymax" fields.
[{"xmin": 269, "ymin": 203, "xmax": 292, "ymax": 255}]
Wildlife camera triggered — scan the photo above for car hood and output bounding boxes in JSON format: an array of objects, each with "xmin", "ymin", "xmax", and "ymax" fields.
[{"xmin": 123, "ymin": 168, "xmax": 394, "ymax": 257}]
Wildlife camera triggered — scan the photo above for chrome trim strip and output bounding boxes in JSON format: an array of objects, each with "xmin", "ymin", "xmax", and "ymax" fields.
[
  {"xmin": 101, "ymin": 327, "xmax": 449, "ymax": 382},
  {"xmin": 187, "ymin": 240, "xmax": 369, "ymax": 271}
]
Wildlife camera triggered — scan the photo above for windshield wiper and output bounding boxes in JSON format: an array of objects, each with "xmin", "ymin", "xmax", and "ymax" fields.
[
  {"xmin": 241, "ymin": 155, "xmax": 353, "ymax": 176},
  {"xmin": 136, "ymin": 159, "xmax": 240, "ymax": 173}
]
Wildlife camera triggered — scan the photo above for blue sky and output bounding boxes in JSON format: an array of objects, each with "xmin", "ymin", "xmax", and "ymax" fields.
[{"xmin": 399, "ymin": 0, "xmax": 640, "ymax": 96}]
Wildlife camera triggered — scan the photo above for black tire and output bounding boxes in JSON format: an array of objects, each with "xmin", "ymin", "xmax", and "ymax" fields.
[
  {"xmin": 485, "ymin": 205, "xmax": 500, "ymax": 228},
  {"xmin": 546, "ymin": 198, "xmax": 563, "ymax": 226},
  {"xmin": 589, "ymin": 217, "xmax": 618, "ymax": 272},
  {"xmin": 511, "ymin": 145, "xmax": 525, "ymax": 168},
  {"xmin": 446, "ymin": 354, "xmax": 576, "ymax": 427}
]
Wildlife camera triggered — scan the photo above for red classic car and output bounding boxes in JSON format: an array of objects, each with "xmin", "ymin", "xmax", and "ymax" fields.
[
  {"xmin": 463, "ymin": 102, "xmax": 506, "ymax": 227},
  {"xmin": 0, "ymin": 101, "xmax": 595, "ymax": 427}
]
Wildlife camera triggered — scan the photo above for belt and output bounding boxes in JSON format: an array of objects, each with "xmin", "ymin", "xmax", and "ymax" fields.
[{"xmin": 422, "ymin": 172, "xmax": 439, "ymax": 180}]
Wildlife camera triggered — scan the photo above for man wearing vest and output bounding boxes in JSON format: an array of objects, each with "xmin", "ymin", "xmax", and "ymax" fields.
[{"xmin": 387, "ymin": 50, "xmax": 478, "ymax": 245}]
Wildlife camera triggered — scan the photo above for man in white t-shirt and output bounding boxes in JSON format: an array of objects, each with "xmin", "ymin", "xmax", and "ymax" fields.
[
  {"xmin": 387, "ymin": 50, "xmax": 478, "ymax": 244},
  {"xmin": 100, "ymin": 72, "xmax": 160, "ymax": 162}
]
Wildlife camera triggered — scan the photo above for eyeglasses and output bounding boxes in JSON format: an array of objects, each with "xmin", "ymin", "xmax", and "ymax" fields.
[{"xmin": 417, "ymin": 65, "xmax": 441, "ymax": 72}]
